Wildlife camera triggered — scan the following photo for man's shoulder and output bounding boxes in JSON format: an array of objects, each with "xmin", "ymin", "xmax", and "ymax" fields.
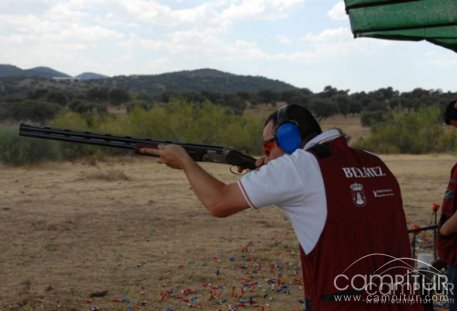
[
  {"xmin": 310, "ymin": 137, "xmax": 386, "ymax": 164},
  {"xmin": 306, "ymin": 143, "xmax": 332, "ymax": 159},
  {"xmin": 274, "ymin": 148, "xmax": 320, "ymax": 169}
]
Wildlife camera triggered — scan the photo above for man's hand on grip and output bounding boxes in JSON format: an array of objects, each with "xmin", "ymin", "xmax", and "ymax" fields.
[{"xmin": 236, "ymin": 156, "xmax": 266, "ymax": 173}]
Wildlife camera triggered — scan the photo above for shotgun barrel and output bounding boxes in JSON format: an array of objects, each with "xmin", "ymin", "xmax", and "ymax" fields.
[{"xmin": 19, "ymin": 123, "xmax": 257, "ymax": 170}]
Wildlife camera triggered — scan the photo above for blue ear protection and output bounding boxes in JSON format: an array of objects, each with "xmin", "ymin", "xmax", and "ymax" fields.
[{"xmin": 275, "ymin": 105, "xmax": 302, "ymax": 154}]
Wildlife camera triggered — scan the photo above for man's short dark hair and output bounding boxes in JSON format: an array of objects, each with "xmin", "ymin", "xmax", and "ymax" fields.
[
  {"xmin": 444, "ymin": 100, "xmax": 457, "ymax": 125},
  {"xmin": 265, "ymin": 104, "xmax": 322, "ymax": 143}
]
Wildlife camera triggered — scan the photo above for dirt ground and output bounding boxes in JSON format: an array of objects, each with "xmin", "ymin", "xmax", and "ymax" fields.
[{"xmin": 0, "ymin": 151, "xmax": 454, "ymax": 311}]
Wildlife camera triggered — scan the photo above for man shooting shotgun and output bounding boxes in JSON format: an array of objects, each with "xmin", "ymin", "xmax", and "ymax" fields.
[{"xmin": 138, "ymin": 104, "xmax": 423, "ymax": 310}]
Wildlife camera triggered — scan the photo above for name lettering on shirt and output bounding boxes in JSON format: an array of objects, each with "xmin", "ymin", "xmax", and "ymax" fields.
[{"xmin": 342, "ymin": 166, "xmax": 387, "ymax": 179}]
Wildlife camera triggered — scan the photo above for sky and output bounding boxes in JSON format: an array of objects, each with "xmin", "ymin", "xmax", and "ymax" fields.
[{"xmin": 1, "ymin": 0, "xmax": 456, "ymax": 93}]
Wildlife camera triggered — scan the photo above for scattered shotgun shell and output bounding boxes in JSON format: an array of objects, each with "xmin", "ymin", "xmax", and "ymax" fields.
[{"xmin": 90, "ymin": 290, "xmax": 108, "ymax": 298}]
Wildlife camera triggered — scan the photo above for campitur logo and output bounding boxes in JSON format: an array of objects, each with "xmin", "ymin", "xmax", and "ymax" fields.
[{"xmin": 332, "ymin": 253, "xmax": 454, "ymax": 305}]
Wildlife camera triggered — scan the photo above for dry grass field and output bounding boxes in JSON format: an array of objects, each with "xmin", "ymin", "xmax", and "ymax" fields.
[{"xmin": 0, "ymin": 115, "xmax": 454, "ymax": 311}]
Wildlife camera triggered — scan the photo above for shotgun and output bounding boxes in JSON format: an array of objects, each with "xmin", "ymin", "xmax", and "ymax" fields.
[{"xmin": 19, "ymin": 123, "xmax": 257, "ymax": 170}]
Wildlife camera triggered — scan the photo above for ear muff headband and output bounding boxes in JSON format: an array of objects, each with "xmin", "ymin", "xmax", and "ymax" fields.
[{"xmin": 275, "ymin": 106, "xmax": 302, "ymax": 154}]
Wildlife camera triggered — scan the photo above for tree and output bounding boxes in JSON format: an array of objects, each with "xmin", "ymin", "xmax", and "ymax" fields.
[
  {"xmin": 46, "ymin": 91, "xmax": 68, "ymax": 106},
  {"xmin": 312, "ymin": 99, "xmax": 338, "ymax": 120},
  {"xmin": 27, "ymin": 89, "xmax": 48, "ymax": 100},
  {"xmin": 86, "ymin": 87, "xmax": 110, "ymax": 102},
  {"xmin": 109, "ymin": 88, "xmax": 130, "ymax": 105},
  {"xmin": 7, "ymin": 100, "xmax": 60, "ymax": 122},
  {"xmin": 258, "ymin": 90, "xmax": 278, "ymax": 104},
  {"xmin": 335, "ymin": 95, "xmax": 352, "ymax": 117},
  {"xmin": 319, "ymin": 86, "xmax": 339, "ymax": 98},
  {"xmin": 348, "ymin": 101, "xmax": 362, "ymax": 115}
]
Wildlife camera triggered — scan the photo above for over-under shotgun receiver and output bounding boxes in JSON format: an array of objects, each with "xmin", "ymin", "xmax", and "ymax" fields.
[{"xmin": 19, "ymin": 123, "xmax": 257, "ymax": 170}]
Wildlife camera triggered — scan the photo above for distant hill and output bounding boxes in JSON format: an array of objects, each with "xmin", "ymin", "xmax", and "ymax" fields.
[
  {"xmin": 0, "ymin": 64, "xmax": 71, "ymax": 78},
  {"xmin": 0, "ymin": 66, "xmax": 298, "ymax": 97},
  {"xmin": 76, "ymin": 72, "xmax": 109, "ymax": 80},
  {"xmin": 97, "ymin": 68, "xmax": 298, "ymax": 96},
  {"xmin": 0, "ymin": 64, "xmax": 105, "ymax": 79},
  {"xmin": 0, "ymin": 65, "xmax": 26, "ymax": 77},
  {"xmin": 25, "ymin": 66, "xmax": 71, "ymax": 78}
]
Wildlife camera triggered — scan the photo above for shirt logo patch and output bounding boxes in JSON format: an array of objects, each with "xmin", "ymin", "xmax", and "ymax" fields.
[
  {"xmin": 373, "ymin": 189, "xmax": 394, "ymax": 198},
  {"xmin": 350, "ymin": 183, "xmax": 367, "ymax": 207}
]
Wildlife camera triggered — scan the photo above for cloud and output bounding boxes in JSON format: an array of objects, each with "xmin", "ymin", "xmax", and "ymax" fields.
[
  {"xmin": 276, "ymin": 35, "xmax": 292, "ymax": 45},
  {"xmin": 121, "ymin": 28, "xmax": 267, "ymax": 62},
  {"xmin": 46, "ymin": 0, "xmax": 89, "ymax": 22},
  {"xmin": 327, "ymin": 1, "xmax": 347, "ymax": 21},
  {"xmin": 0, "ymin": 0, "xmax": 307, "ymax": 67},
  {"xmin": 117, "ymin": 0, "xmax": 305, "ymax": 32},
  {"xmin": 0, "ymin": 2, "xmax": 126, "ymax": 74},
  {"xmin": 222, "ymin": 0, "xmax": 305, "ymax": 21},
  {"xmin": 302, "ymin": 27, "xmax": 353, "ymax": 42},
  {"xmin": 426, "ymin": 51, "xmax": 457, "ymax": 68},
  {"xmin": 294, "ymin": 27, "xmax": 396, "ymax": 64},
  {"xmin": 119, "ymin": 1, "xmax": 230, "ymax": 32},
  {"xmin": 0, "ymin": 2, "xmax": 124, "ymax": 43}
]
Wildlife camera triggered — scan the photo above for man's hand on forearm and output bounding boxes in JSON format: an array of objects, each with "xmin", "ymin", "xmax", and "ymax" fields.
[{"xmin": 139, "ymin": 144, "xmax": 192, "ymax": 170}]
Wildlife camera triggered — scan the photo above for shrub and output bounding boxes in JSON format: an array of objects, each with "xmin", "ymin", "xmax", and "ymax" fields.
[
  {"xmin": 69, "ymin": 100, "xmax": 107, "ymax": 114},
  {"xmin": 360, "ymin": 110, "xmax": 386, "ymax": 127},
  {"xmin": 0, "ymin": 100, "xmax": 265, "ymax": 165},
  {"xmin": 0, "ymin": 125, "xmax": 61, "ymax": 165},
  {"xmin": 5, "ymin": 100, "xmax": 61, "ymax": 122},
  {"xmin": 355, "ymin": 106, "xmax": 444, "ymax": 154},
  {"xmin": 125, "ymin": 99, "xmax": 263, "ymax": 154}
]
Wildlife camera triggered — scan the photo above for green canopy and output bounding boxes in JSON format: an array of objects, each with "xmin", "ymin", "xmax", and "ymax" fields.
[{"xmin": 344, "ymin": 0, "xmax": 457, "ymax": 53}]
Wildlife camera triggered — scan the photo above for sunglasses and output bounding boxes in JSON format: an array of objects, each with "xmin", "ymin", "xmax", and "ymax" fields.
[{"xmin": 262, "ymin": 137, "xmax": 276, "ymax": 156}]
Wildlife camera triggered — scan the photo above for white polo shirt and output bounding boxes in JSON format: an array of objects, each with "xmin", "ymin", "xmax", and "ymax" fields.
[{"xmin": 237, "ymin": 129, "xmax": 341, "ymax": 254}]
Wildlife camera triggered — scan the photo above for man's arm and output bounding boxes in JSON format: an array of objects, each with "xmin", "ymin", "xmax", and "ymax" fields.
[
  {"xmin": 440, "ymin": 212, "xmax": 457, "ymax": 236},
  {"xmin": 139, "ymin": 144, "xmax": 250, "ymax": 217}
]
